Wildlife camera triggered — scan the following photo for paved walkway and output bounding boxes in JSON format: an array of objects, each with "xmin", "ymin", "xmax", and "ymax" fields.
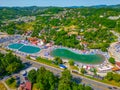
[
  {"xmin": 1, "ymin": 48, "xmax": 120, "ymax": 90},
  {"xmin": 1, "ymin": 81, "xmax": 10, "ymax": 90}
]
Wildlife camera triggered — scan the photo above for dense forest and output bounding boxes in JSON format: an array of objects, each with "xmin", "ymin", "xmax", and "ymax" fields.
[
  {"xmin": 28, "ymin": 67, "xmax": 92, "ymax": 90},
  {"xmin": 0, "ymin": 52, "xmax": 24, "ymax": 78},
  {"xmin": 0, "ymin": 6, "xmax": 120, "ymax": 51}
]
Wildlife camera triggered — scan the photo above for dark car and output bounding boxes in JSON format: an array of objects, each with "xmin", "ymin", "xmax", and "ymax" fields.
[
  {"xmin": 16, "ymin": 80, "xmax": 20, "ymax": 85},
  {"xmin": 15, "ymin": 76, "xmax": 20, "ymax": 80},
  {"xmin": 113, "ymin": 87, "xmax": 117, "ymax": 89},
  {"xmin": 108, "ymin": 87, "xmax": 112, "ymax": 89},
  {"xmin": 24, "ymin": 77, "xmax": 28, "ymax": 81}
]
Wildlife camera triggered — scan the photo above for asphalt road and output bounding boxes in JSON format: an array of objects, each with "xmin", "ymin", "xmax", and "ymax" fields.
[
  {"xmin": 20, "ymin": 56, "xmax": 120, "ymax": 90},
  {"xmin": 1, "ymin": 48, "xmax": 120, "ymax": 90}
]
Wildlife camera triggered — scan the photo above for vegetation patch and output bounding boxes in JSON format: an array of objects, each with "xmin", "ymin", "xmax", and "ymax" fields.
[
  {"xmin": 0, "ymin": 82, "xmax": 7, "ymax": 90},
  {"xmin": 27, "ymin": 67, "xmax": 92, "ymax": 90},
  {"xmin": 5, "ymin": 77, "xmax": 17, "ymax": 89},
  {"xmin": 0, "ymin": 52, "xmax": 24, "ymax": 77},
  {"xmin": 36, "ymin": 57, "xmax": 59, "ymax": 68}
]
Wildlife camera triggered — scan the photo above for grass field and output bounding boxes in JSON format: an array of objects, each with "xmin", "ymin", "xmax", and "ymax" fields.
[
  {"xmin": 35, "ymin": 57, "xmax": 59, "ymax": 68},
  {"xmin": 32, "ymin": 83, "xmax": 39, "ymax": 90},
  {"xmin": 0, "ymin": 82, "xmax": 7, "ymax": 90},
  {"xmin": 5, "ymin": 77, "xmax": 17, "ymax": 89}
]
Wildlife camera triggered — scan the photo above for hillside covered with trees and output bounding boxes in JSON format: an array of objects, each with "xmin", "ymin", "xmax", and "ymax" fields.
[{"xmin": 0, "ymin": 6, "xmax": 120, "ymax": 51}]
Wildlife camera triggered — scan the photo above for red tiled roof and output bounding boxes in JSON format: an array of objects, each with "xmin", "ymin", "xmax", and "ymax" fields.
[
  {"xmin": 25, "ymin": 82, "xmax": 31, "ymax": 90},
  {"xmin": 112, "ymin": 67, "xmax": 120, "ymax": 71},
  {"xmin": 116, "ymin": 62, "xmax": 120, "ymax": 67}
]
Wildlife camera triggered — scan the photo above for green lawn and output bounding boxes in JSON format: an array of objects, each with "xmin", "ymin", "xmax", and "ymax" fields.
[
  {"xmin": 35, "ymin": 57, "xmax": 59, "ymax": 68},
  {"xmin": 5, "ymin": 77, "xmax": 17, "ymax": 89},
  {"xmin": 0, "ymin": 82, "xmax": 7, "ymax": 90},
  {"xmin": 32, "ymin": 83, "xmax": 39, "ymax": 90}
]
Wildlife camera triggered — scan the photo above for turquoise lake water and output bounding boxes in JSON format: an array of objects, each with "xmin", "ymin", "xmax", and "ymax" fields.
[
  {"xmin": 8, "ymin": 43, "xmax": 24, "ymax": 49},
  {"xmin": 51, "ymin": 48, "xmax": 105, "ymax": 64},
  {"xmin": 8, "ymin": 43, "xmax": 40, "ymax": 54},
  {"xmin": 19, "ymin": 45, "xmax": 40, "ymax": 54}
]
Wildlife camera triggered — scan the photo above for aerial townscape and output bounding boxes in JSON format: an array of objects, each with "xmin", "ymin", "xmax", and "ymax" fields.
[{"xmin": 0, "ymin": 0, "xmax": 120, "ymax": 90}]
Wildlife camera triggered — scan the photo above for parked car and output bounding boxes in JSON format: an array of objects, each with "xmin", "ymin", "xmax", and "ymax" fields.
[
  {"xmin": 15, "ymin": 76, "xmax": 20, "ymax": 80},
  {"xmin": 24, "ymin": 77, "xmax": 28, "ymax": 81},
  {"xmin": 113, "ymin": 87, "xmax": 117, "ymax": 89},
  {"xmin": 108, "ymin": 87, "xmax": 112, "ymax": 89}
]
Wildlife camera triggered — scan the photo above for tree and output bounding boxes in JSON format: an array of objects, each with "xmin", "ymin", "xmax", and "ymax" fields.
[
  {"xmin": 61, "ymin": 69, "xmax": 72, "ymax": 80},
  {"xmin": 113, "ymin": 74, "xmax": 120, "ymax": 82},
  {"xmin": 54, "ymin": 57, "xmax": 63, "ymax": 65},
  {"xmin": 78, "ymin": 84, "xmax": 85, "ymax": 90},
  {"xmin": 6, "ymin": 63, "xmax": 17, "ymax": 74},
  {"xmin": 6, "ymin": 77, "xmax": 15, "ymax": 85},
  {"xmin": 101, "ymin": 47, "xmax": 107, "ymax": 52},
  {"xmin": 68, "ymin": 60, "xmax": 74, "ymax": 66},
  {"xmin": 105, "ymin": 72, "xmax": 120, "ymax": 82},
  {"xmin": 72, "ymin": 82, "xmax": 79, "ymax": 90},
  {"xmin": 28, "ymin": 69, "xmax": 37, "ymax": 83},
  {"xmin": 7, "ymin": 28, "xmax": 15, "ymax": 35},
  {"xmin": 35, "ymin": 67, "xmax": 56, "ymax": 90},
  {"xmin": 58, "ymin": 81, "xmax": 71, "ymax": 90},
  {"xmin": 81, "ymin": 68, "xmax": 86, "ymax": 74},
  {"xmin": 26, "ymin": 64, "xmax": 92, "ymax": 90},
  {"xmin": 58, "ymin": 70, "xmax": 72, "ymax": 90},
  {"xmin": 90, "ymin": 68, "xmax": 97, "ymax": 75},
  {"xmin": 105, "ymin": 72, "xmax": 113, "ymax": 81},
  {"xmin": 0, "ymin": 52, "xmax": 24, "ymax": 76},
  {"xmin": 109, "ymin": 57, "xmax": 115, "ymax": 64},
  {"xmin": 84, "ymin": 86, "xmax": 92, "ymax": 90}
]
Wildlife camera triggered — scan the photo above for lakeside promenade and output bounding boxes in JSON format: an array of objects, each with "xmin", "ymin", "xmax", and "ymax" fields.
[{"xmin": 0, "ymin": 48, "xmax": 120, "ymax": 90}]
